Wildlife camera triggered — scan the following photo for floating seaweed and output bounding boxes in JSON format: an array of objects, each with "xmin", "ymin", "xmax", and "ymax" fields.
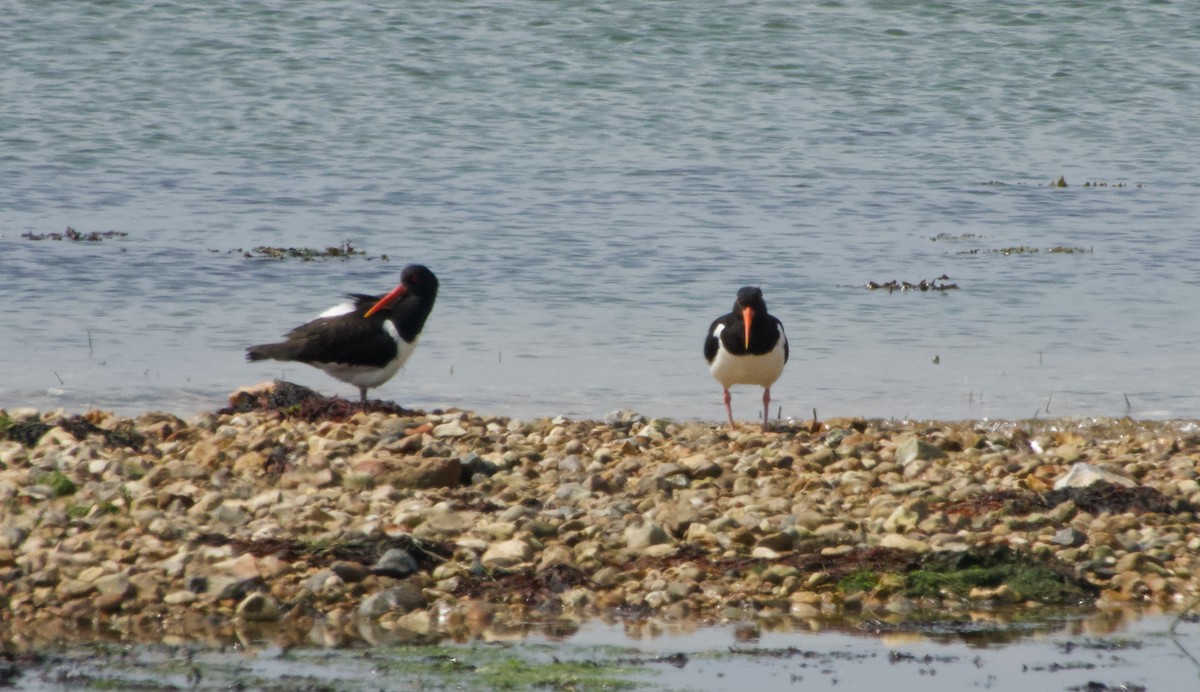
[
  {"xmin": 957, "ymin": 246, "xmax": 1092, "ymax": 256},
  {"xmin": 981, "ymin": 178, "xmax": 1141, "ymax": 189},
  {"xmin": 865, "ymin": 275, "xmax": 959, "ymax": 292},
  {"xmin": 236, "ymin": 240, "xmax": 388, "ymax": 261},
  {"xmin": 20, "ymin": 226, "xmax": 128, "ymax": 241}
]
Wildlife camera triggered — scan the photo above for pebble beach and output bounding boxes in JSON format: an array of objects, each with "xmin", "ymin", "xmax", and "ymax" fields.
[{"xmin": 3, "ymin": 381, "xmax": 1200, "ymax": 652}]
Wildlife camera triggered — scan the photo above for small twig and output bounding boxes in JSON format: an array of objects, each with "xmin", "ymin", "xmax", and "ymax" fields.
[
  {"xmin": 1125, "ymin": 393, "xmax": 1132, "ymax": 412},
  {"xmin": 87, "ymin": 330, "xmax": 93, "ymax": 358},
  {"xmin": 1045, "ymin": 390, "xmax": 1053, "ymax": 415},
  {"xmin": 53, "ymin": 371, "xmax": 64, "ymax": 385}
]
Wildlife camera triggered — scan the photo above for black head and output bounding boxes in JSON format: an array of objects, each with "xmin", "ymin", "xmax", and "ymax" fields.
[
  {"xmin": 399, "ymin": 264, "xmax": 439, "ymax": 299},
  {"xmin": 733, "ymin": 286, "xmax": 767, "ymax": 313},
  {"xmin": 363, "ymin": 264, "xmax": 439, "ymax": 319}
]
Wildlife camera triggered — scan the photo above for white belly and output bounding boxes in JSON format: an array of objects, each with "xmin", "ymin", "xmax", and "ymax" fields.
[{"xmin": 709, "ymin": 341, "xmax": 786, "ymax": 390}]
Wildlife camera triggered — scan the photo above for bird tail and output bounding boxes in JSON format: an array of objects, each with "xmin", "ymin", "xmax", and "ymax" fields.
[{"xmin": 246, "ymin": 343, "xmax": 290, "ymax": 362}]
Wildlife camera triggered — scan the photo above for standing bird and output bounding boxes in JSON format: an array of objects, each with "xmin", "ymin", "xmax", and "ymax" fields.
[
  {"xmin": 703, "ymin": 286, "xmax": 789, "ymax": 431},
  {"xmin": 246, "ymin": 264, "xmax": 438, "ymax": 405}
]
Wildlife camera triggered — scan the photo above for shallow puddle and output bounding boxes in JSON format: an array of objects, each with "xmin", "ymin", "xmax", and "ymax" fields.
[{"xmin": 7, "ymin": 612, "xmax": 1200, "ymax": 691}]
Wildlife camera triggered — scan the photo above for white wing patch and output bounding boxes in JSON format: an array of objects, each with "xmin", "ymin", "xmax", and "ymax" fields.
[{"xmin": 319, "ymin": 301, "xmax": 357, "ymax": 319}]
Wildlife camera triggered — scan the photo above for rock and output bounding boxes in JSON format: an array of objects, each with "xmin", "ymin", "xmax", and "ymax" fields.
[
  {"xmin": 236, "ymin": 592, "xmax": 282, "ymax": 622},
  {"xmin": 198, "ymin": 553, "xmax": 264, "ymax": 600},
  {"xmin": 392, "ymin": 608, "xmax": 432, "ymax": 635},
  {"xmin": 213, "ymin": 502, "xmax": 248, "ymax": 526},
  {"xmin": 882, "ymin": 501, "xmax": 928, "ymax": 534},
  {"xmin": 0, "ymin": 525, "xmax": 28, "ymax": 550},
  {"xmin": 357, "ymin": 582, "xmax": 426, "ymax": 619},
  {"xmin": 657, "ymin": 502, "xmax": 702, "ymax": 538},
  {"xmin": 432, "ymin": 421, "xmax": 467, "ymax": 438},
  {"xmin": 604, "ymin": 410, "xmax": 645, "ymax": 427},
  {"xmin": 94, "ymin": 591, "xmax": 128, "ymax": 613},
  {"xmin": 481, "ymin": 539, "xmax": 534, "ymax": 570},
  {"xmin": 878, "ymin": 534, "xmax": 931, "ymax": 553},
  {"xmin": 373, "ymin": 548, "xmax": 419, "ymax": 578},
  {"xmin": 679, "ymin": 454, "xmax": 722, "ymax": 478},
  {"xmin": 754, "ymin": 531, "xmax": 797, "ymax": 552},
  {"xmin": 624, "ymin": 520, "xmax": 671, "ymax": 551},
  {"xmin": 232, "ymin": 451, "xmax": 265, "ymax": 476},
  {"xmin": 460, "ymin": 453, "xmax": 499, "ymax": 482},
  {"xmin": 1050, "ymin": 527, "xmax": 1087, "ymax": 547},
  {"xmin": 56, "ymin": 579, "xmax": 95, "ymax": 599},
  {"xmin": 330, "ymin": 561, "xmax": 371, "ymax": 583},
  {"xmin": 164, "ymin": 590, "xmax": 197, "ymax": 605},
  {"xmin": 389, "ymin": 457, "xmax": 462, "ymax": 489},
  {"xmin": 305, "ymin": 570, "xmax": 343, "ymax": 595},
  {"xmin": 894, "ymin": 437, "xmax": 948, "ymax": 465},
  {"xmin": 1054, "ymin": 462, "xmax": 1136, "ymax": 489},
  {"xmin": 94, "ymin": 573, "xmax": 132, "ymax": 599},
  {"xmin": 413, "ymin": 511, "xmax": 476, "ymax": 540}
]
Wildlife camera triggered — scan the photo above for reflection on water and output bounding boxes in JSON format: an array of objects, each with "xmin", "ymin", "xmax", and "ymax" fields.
[
  {"xmin": 6, "ymin": 609, "xmax": 1200, "ymax": 692},
  {"xmin": 0, "ymin": 602, "xmax": 1188, "ymax": 651}
]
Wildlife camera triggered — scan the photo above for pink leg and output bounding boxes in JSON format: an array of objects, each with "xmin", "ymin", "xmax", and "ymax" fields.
[
  {"xmin": 723, "ymin": 389, "xmax": 735, "ymax": 429},
  {"xmin": 761, "ymin": 387, "xmax": 772, "ymax": 432}
]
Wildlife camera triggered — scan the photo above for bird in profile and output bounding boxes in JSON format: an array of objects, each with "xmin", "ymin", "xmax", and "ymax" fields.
[
  {"xmin": 246, "ymin": 264, "xmax": 438, "ymax": 405},
  {"xmin": 703, "ymin": 286, "xmax": 789, "ymax": 431}
]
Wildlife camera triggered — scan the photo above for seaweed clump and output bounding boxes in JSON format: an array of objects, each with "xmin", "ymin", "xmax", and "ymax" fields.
[
  {"xmin": 20, "ymin": 227, "xmax": 128, "ymax": 241},
  {"xmin": 236, "ymin": 240, "xmax": 388, "ymax": 261},
  {"xmin": 190, "ymin": 533, "xmax": 452, "ymax": 573},
  {"xmin": 3, "ymin": 421, "xmax": 52, "ymax": 448},
  {"xmin": 221, "ymin": 379, "xmax": 417, "ymax": 422}
]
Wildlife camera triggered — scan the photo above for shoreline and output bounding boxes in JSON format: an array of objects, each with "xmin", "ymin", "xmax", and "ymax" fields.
[{"xmin": 3, "ymin": 381, "xmax": 1200, "ymax": 651}]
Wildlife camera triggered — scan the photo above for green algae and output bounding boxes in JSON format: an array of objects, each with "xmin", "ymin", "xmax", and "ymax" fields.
[
  {"xmin": 20, "ymin": 642, "xmax": 650, "ymax": 691},
  {"xmin": 42, "ymin": 470, "xmax": 78, "ymax": 497},
  {"xmin": 833, "ymin": 547, "xmax": 1094, "ymax": 606},
  {"xmin": 907, "ymin": 548, "xmax": 1095, "ymax": 605}
]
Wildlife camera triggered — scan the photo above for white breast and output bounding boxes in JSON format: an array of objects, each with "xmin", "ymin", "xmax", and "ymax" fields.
[{"xmin": 709, "ymin": 323, "xmax": 787, "ymax": 389}]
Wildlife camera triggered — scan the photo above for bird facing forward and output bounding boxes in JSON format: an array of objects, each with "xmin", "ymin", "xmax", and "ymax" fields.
[
  {"xmin": 246, "ymin": 264, "xmax": 438, "ymax": 404},
  {"xmin": 703, "ymin": 286, "xmax": 789, "ymax": 431}
]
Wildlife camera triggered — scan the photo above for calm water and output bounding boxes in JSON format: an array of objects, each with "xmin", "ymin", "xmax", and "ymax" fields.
[{"xmin": 3, "ymin": 0, "xmax": 1199, "ymax": 423}]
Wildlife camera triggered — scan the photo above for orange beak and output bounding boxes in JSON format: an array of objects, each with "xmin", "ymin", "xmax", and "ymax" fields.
[
  {"xmin": 363, "ymin": 283, "xmax": 408, "ymax": 318},
  {"xmin": 742, "ymin": 305, "xmax": 755, "ymax": 350}
]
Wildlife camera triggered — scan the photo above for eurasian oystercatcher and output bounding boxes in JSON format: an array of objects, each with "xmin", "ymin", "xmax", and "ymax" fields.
[
  {"xmin": 703, "ymin": 286, "xmax": 789, "ymax": 431},
  {"xmin": 246, "ymin": 264, "xmax": 439, "ymax": 404}
]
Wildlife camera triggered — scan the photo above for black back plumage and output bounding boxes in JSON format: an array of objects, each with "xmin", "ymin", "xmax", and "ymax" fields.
[
  {"xmin": 703, "ymin": 286, "xmax": 788, "ymax": 362},
  {"xmin": 246, "ymin": 264, "xmax": 438, "ymax": 368}
]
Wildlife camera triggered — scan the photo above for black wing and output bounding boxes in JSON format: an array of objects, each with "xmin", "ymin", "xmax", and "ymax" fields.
[{"xmin": 703, "ymin": 315, "xmax": 727, "ymax": 363}]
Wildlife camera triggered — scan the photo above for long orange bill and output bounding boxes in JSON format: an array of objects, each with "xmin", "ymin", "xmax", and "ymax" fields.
[
  {"xmin": 742, "ymin": 306, "xmax": 755, "ymax": 350},
  {"xmin": 363, "ymin": 284, "xmax": 407, "ymax": 318}
]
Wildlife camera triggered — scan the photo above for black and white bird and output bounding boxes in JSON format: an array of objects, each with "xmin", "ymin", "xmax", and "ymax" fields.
[
  {"xmin": 703, "ymin": 286, "xmax": 789, "ymax": 431},
  {"xmin": 246, "ymin": 264, "xmax": 438, "ymax": 404}
]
